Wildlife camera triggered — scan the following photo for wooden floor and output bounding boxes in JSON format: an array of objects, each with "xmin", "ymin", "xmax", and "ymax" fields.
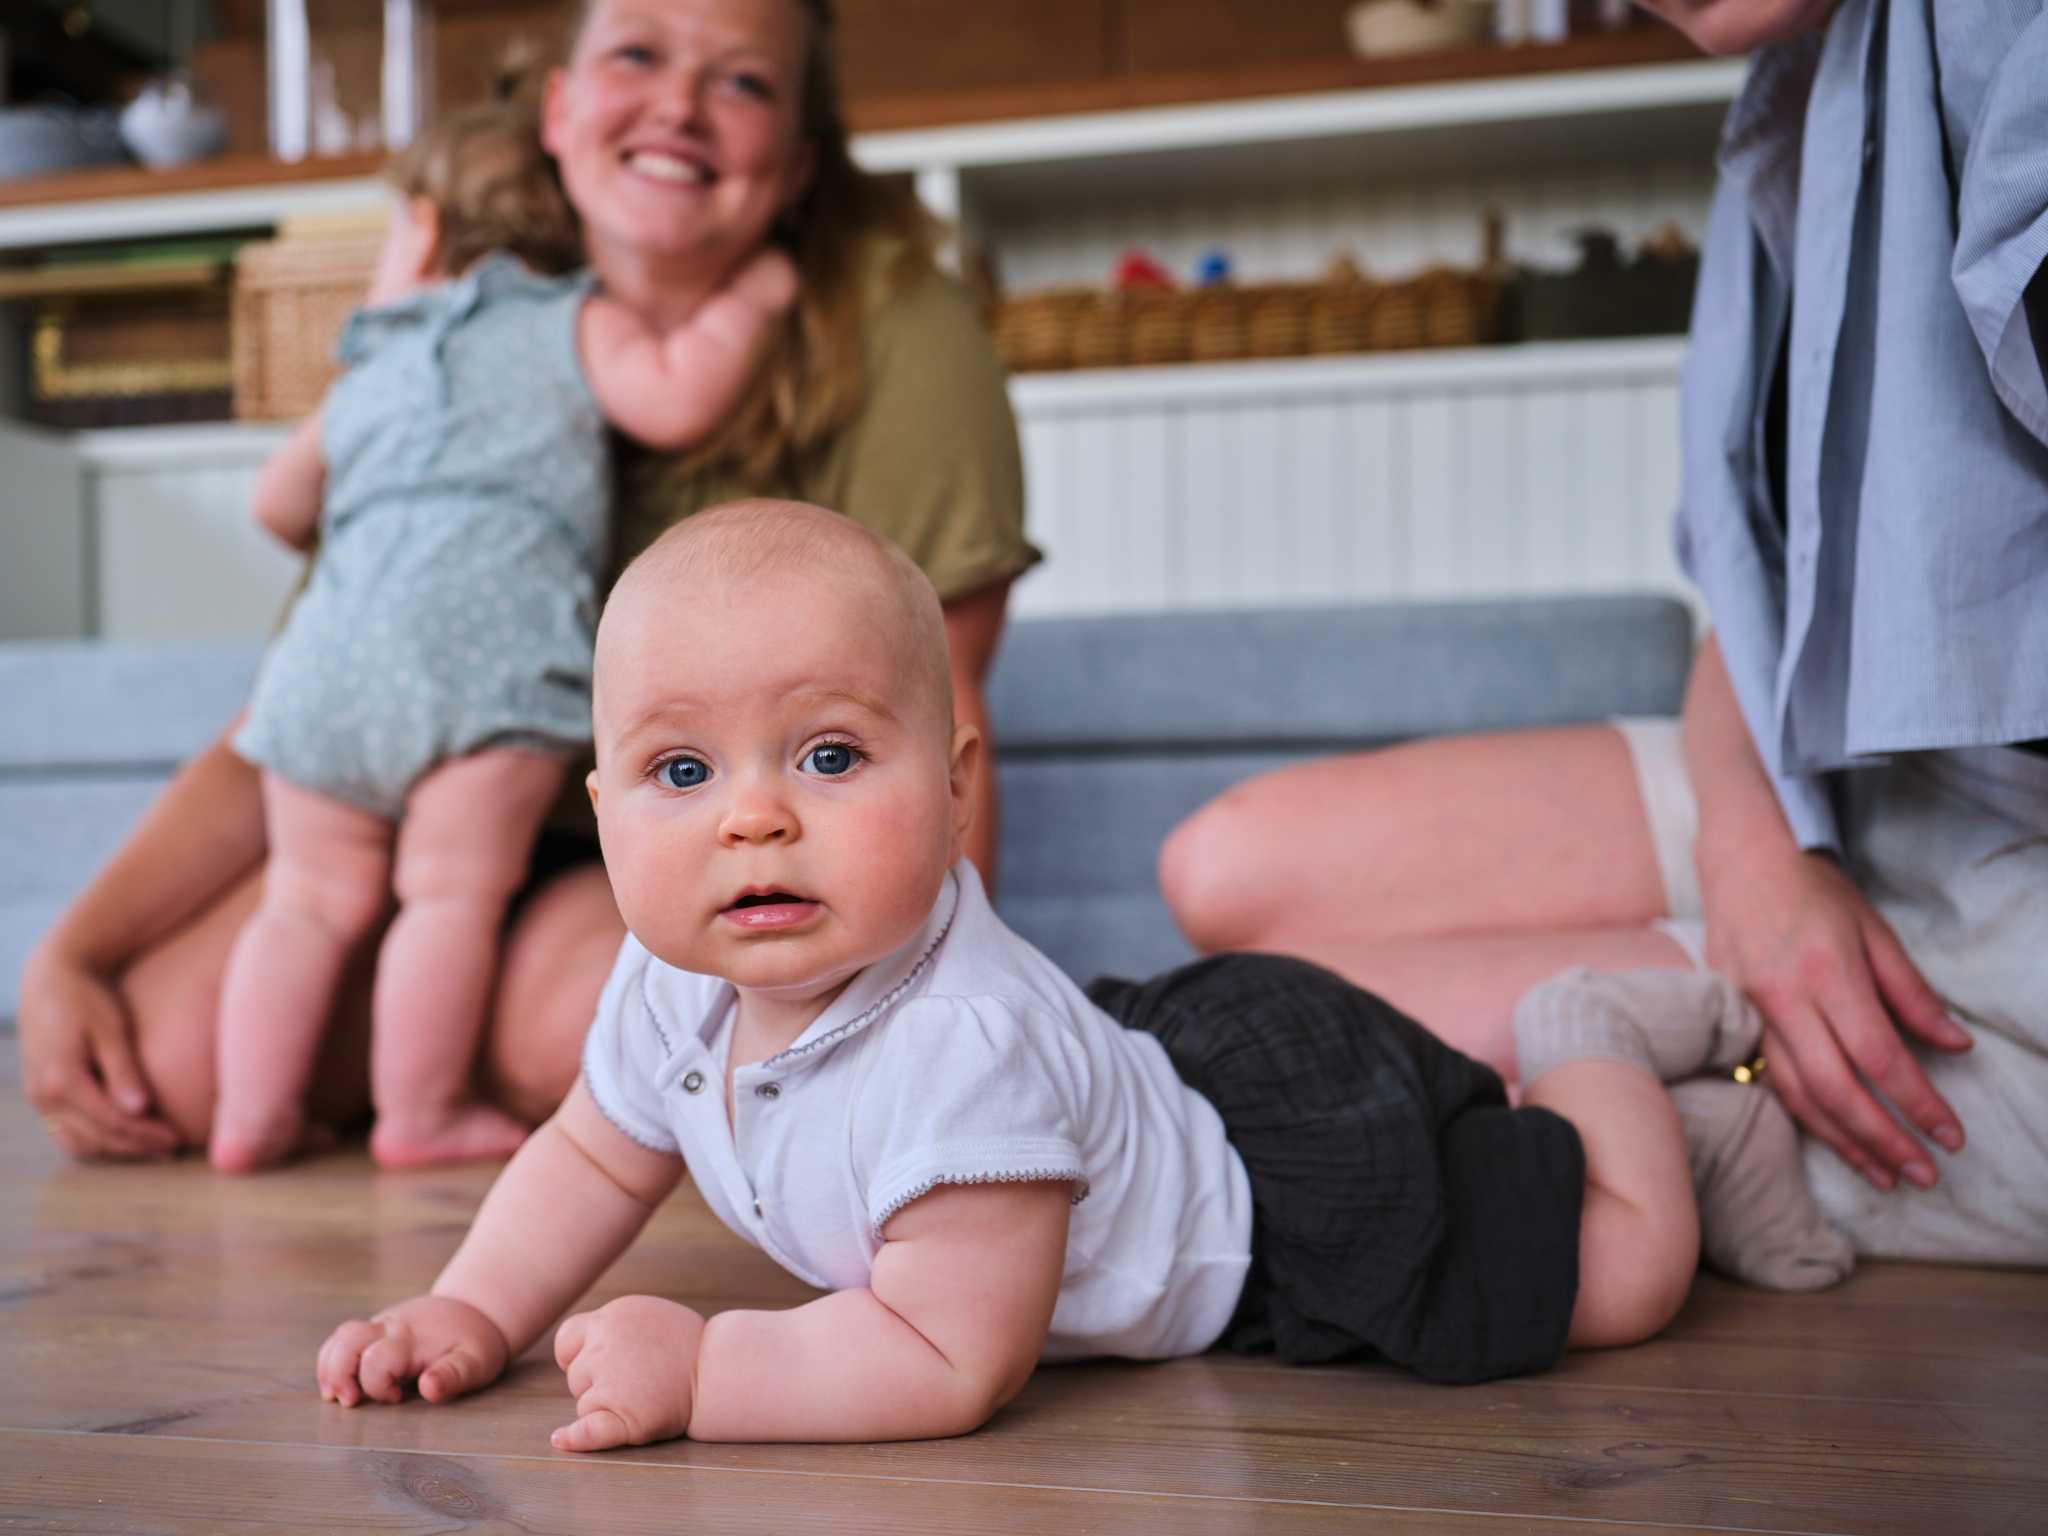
[{"xmin": 4, "ymin": 1044, "xmax": 2044, "ymax": 1535}]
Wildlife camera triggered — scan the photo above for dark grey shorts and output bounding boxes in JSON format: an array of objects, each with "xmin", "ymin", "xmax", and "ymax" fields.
[{"xmin": 1089, "ymin": 954, "xmax": 1584, "ymax": 1384}]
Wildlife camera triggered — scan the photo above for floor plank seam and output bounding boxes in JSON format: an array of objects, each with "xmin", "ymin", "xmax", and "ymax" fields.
[{"xmin": 0, "ymin": 1426, "xmax": 1849, "ymax": 1534}]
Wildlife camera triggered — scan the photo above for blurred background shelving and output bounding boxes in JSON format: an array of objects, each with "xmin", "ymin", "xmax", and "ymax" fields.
[{"xmin": 0, "ymin": 2, "xmax": 1731, "ymax": 637}]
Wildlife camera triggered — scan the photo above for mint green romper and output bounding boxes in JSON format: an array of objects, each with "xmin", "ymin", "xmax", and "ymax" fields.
[{"xmin": 235, "ymin": 255, "xmax": 606, "ymax": 820}]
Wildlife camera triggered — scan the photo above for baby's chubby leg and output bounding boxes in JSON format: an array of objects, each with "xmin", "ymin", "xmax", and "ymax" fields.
[
  {"xmin": 1516, "ymin": 969, "xmax": 1852, "ymax": 1292},
  {"xmin": 367, "ymin": 748, "xmax": 567, "ymax": 1169},
  {"xmin": 1522, "ymin": 1058, "xmax": 1699, "ymax": 1350},
  {"xmin": 214, "ymin": 774, "xmax": 394, "ymax": 1173}
]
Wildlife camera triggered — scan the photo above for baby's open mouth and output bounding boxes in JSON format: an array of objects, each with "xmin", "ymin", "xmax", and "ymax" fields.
[{"xmin": 730, "ymin": 892, "xmax": 804, "ymax": 909}]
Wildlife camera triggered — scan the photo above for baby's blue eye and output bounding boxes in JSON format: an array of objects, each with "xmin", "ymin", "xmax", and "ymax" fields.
[
  {"xmin": 805, "ymin": 744, "xmax": 856, "ymax": 776},
  {"xmin": 661, "ymin": 756, "xmax": 709, "ymax": 789}
]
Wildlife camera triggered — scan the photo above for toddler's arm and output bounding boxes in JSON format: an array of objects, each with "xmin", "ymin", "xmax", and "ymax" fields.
[
  {"xmin": 579, "ymin": 248, "xmax": 798, "ymax": 450},
  {"xmin": 250, "ymin": 407, "xmax": 327, "ymax": 551},
  {"xmin": 551, "ymin": 1178, "xmax": 1071, "ymax": 1450},
  {"xmin": 316, "ymin": 1080, "xmax": 684, "ymax": 1407}
]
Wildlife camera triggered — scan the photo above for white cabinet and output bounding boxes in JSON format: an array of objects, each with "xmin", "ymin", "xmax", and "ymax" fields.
[{"xmin": 0, "ymin": 57, "xmax": 1739, "ymax": 637}]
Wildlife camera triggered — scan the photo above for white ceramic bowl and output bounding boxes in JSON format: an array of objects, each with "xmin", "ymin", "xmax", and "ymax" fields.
[{"xmin": 118, "ymin": 79, "xmax": 228, "ymax": 170}]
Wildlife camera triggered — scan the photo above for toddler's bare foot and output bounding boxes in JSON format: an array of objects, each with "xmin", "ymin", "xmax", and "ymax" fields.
[
  {"xmin": 211, "ymin": 1107, "xmax": 321, "ymax": 1174},
  {"xmin": 369, "ymin": 1104, "xmax": 530, "ymax": 1170}
]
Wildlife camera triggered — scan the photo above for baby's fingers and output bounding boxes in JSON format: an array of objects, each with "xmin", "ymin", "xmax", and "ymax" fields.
[
  {"xmin": 419, "ymin": 1343, "xmax": 496, "ymax": 1404},
  {"xmin": 552, "ymin": 1406, "xmax": 633, "ymax": 1454},
  {"xmin": 358, "ymin": 1329, "xmax": 419, "ymax": 1405},
  {"xmin": 317, "ymin": 1319, "xmax": 385, "ymax": 1407}
]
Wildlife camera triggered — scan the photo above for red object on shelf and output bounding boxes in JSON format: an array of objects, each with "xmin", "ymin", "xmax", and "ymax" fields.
[{"xmin": 1112, "ymin": 249, "xmax": 1174, "ymax": 289}]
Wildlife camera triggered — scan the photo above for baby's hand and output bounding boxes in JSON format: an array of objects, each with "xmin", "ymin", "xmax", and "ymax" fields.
[
  {"xmin": 729, "ymin": 247, "xmax": 799, "ymax": 316},
  {"xmin": 317, "ymin": 1295, "xmax": 510, "ymax": 1408},
  {"xmin": 551, "ymin": 1295, "xmax": 706, "ymax": 1452}
]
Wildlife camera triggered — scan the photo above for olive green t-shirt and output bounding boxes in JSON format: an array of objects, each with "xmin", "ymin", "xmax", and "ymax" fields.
[
  {"xmin": 541, "ymin": 248, "xmax": 1036, "ymax": 840},
  {"xmin": 611, "ymin": 249, "xmax": 1037, "ymax": 602}
]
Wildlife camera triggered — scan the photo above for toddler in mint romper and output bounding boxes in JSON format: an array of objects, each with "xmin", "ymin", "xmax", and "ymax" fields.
[{"xmin": 235, "ymin": 254, "xmax": 606, "ymax": 818}]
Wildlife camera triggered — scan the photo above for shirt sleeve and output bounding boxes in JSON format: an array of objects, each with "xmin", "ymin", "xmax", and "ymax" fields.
[
  {"xmin": 825, "ymin": 265, "xmax": 1041, "ymax": 603},
  {"xmin": 855, "ymin": 995, "xmax": 1089, "ymax": 1239},
  {"xmin": 579, "ymin": 935, "xmax": 681, "ymax": 1154},
  {"xmin": 1950, "ymin": 9, "xmax": 2048, "ymax": 449}
]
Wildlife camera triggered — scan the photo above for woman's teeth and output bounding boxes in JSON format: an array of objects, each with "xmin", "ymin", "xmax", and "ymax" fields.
[{"xmin": 628, "ymin": 151, "xmax": 709, "ymax": 184}]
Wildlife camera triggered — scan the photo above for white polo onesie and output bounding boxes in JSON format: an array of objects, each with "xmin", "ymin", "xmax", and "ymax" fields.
[{"xmin": 581, "ymin": 861, "xmax": 1254, "ymax": 1361}]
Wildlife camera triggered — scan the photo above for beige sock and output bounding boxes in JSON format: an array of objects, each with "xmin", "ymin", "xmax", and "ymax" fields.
[
  {"xmin": 1671, "ymin": 1076, "xmax": 1855, "ymax": 1292},
  {"xmin": 1512, "ymin": 966, "xmax": 1763, "ymax": 1086}
]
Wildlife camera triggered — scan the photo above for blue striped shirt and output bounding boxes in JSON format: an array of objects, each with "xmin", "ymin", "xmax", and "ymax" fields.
[{"xmin": 1676, "ymin": 0, "xmax": 2048, "ymax": 850}]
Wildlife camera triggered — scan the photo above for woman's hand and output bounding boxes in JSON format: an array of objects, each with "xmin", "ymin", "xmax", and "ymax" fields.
[
  {"xmin": 551, "ymin": 1295, "xmax": 705, "ymax": 1452},
  {"xmin": 1698, "ymin": 836, "xmax": 1970, "ymax": 1190},
  {"xmin": 18, "ymin": 940, "xmax": 179, "ymax": 1161},
  {"xmin": 317, "ymin": 1295, "xmax": 511, "ymax": 1408}
]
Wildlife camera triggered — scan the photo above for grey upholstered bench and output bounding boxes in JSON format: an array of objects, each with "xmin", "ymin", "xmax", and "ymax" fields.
[{"xmin": 0, "ymin": 596, "xmax": 1694, "ymax": 1018}]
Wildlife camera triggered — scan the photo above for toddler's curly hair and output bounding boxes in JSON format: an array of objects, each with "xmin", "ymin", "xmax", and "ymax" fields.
[{"xmin": 386, "ymin": 91, "xmax": 582, "ymax": 279}]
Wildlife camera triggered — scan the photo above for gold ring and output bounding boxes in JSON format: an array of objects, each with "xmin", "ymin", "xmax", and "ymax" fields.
[{"xmin": 1732, "ymin": 1054, "xmax": 1768, "ymax": 1085}]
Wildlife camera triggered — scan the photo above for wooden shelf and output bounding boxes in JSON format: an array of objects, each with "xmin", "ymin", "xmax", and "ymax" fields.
[
  {"xmin": 846, "ymin": 23, "xmax": 1708, "ymax": 133},
  {"xmin": 0, "ymin": 36, "xmax": 1740, "ymax": 252}
]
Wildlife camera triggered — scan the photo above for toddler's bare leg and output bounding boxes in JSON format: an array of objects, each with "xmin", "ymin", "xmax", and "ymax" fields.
[
  {"xmin": 367, "ymin": 748, "xmax": 566, "ymax": 1169},
  {"xmin": 213, "ymin": 775, "xmax": 393, "ymax": 1173},
  {"xmin": 1523, "ymin": 1060, "xmax": 1699, "ymax": 1350}
]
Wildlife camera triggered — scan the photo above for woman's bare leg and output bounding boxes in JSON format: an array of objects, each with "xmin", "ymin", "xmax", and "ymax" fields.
[
  {"xmin": 212, "ymin": 775, "xmax": 393, "ymax": 1172},
  {"xmin": 367, "ymin": 750, "xmax": 567, "ymax": 1169},
  {"xmin": 1159, "ymin": 724, "xmax": 1690, "ymax": 1075},
  {"xmin": 480, "ymin": 860, "xmax": 625, "ymax": 1125}
]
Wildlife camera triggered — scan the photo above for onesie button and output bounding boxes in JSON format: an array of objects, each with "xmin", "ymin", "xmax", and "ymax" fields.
[
  {"xmin": 753, "ymin": 1199, "xmax": 764, "ymax": 1217},
  {"xmin": 681, "ymin": 1070, "xmax": 705, "ymax": 1094},
  {"xmin": 754, "ymin": 1082, "xmax": 781, "ymax": 1101}
]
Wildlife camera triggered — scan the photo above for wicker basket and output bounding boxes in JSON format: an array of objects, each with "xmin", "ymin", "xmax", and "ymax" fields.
[
  {"xmin": 1069, "ymin": 293, "xmax": 1134, "ymax": 370},
  {"xmin": 992, "ymin": 287, "xmax": 1086, "ymax": 373},
  {"xmin": 231, "ymin": 234, "xmax": 383, "ymax": 420}
]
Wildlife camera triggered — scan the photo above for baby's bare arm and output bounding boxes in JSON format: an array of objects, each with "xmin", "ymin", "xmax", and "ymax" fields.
[
  {"xmin": 579, "ymin": 249, "xmax": 797, "ymax": 450},
  {"xmin": 686, "ymin": 1180, "xmax": 1070, "ymax": 1442},
  {"xmin": 251, "ymin": 407, "xmax": 326, "ymax": 551},
  {"xmin": 318, "ymin": 1082, "xmax": 683, "ymax": 1405},
  {"xmin": 434, "ymin": 1080, "xmax": 684, "ymax": 1352}
]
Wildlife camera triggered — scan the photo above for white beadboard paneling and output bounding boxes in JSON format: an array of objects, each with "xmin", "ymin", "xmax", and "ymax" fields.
[
  {"xmin": 1009, "ymin": 338, "xmax": 1692, "ymax": 619},
  {"xmin": 80, "ymin": 424, "xmax": 300, "ymax": 641}
]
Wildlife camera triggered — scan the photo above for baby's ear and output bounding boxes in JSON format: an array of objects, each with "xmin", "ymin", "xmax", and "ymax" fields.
[
  {"xmin": 585, "ymin": 768, "xmax": 601, "ymax": 811},
  {"xmin": 948, "ymin": 723, "xmax": 982, "ymax": 848}
]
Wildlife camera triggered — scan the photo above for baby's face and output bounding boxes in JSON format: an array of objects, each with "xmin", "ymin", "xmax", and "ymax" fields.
[{"xmin": 590, "ymin": 563, "xmax": 972, "ymax": 1022}]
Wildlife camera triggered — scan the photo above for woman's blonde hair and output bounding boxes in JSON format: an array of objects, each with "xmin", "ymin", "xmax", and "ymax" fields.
[
  {"xmin": 387, "ymin": 94, "xmax": 584, "ymax": 279},
  {"xmin": 558, "ymin": 0, "xmax": 940, "ymax": 486}
]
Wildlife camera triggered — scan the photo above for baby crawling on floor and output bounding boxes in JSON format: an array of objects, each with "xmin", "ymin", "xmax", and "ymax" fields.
[{"xmin": 316, "ymin": 498, "xmax": 1807, "ymax": 1447}]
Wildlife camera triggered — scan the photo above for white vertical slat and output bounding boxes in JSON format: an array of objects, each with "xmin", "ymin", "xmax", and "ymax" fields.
[
  {"xmin": 1346, "ymin": 394, "xmax": 1406, "ymax": 600},
  {"xmin": 1010, "ymin": 340, "xmax": 1690, "ymax": 617},
  {"xmin": 93, "ymin": 459, "xmax": 302, "ymax": 640}
]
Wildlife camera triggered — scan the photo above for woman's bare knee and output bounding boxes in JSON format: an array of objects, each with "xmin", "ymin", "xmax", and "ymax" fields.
[{"xmin": 1160, "ymin": 788, "xmax": 1275, "ymax": 953}]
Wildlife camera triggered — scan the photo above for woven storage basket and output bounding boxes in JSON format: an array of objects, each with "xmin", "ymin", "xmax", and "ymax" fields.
[
  {"xmin": 1188, "ymin": 288, "xmax": 1248, "ymax": 363},
  {"xmin": 1127, "ymin": 289, "xmax": 1193, "ymax": 366},
  {"xmin": 1419, "ymin": 266, "xmax": 1504, "ymax": 348},
  {"xmin": 992, "ymin": 288, "xmax": 1086, "ymax": 372},
  {"xmin": 1069, "ymin": 293, "xmax": 1132, "ymax": 370},
  {"xmin": 1246, "ymin": 284, "xmax": 1313, "ymax": 358},
  {"xmin": 231, "ymin": 235, "xmax": 383, "ymax": 420},
  {"xmin": 1307, "ymin": 276, "xmax": 1377, "ymax": 355}
]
